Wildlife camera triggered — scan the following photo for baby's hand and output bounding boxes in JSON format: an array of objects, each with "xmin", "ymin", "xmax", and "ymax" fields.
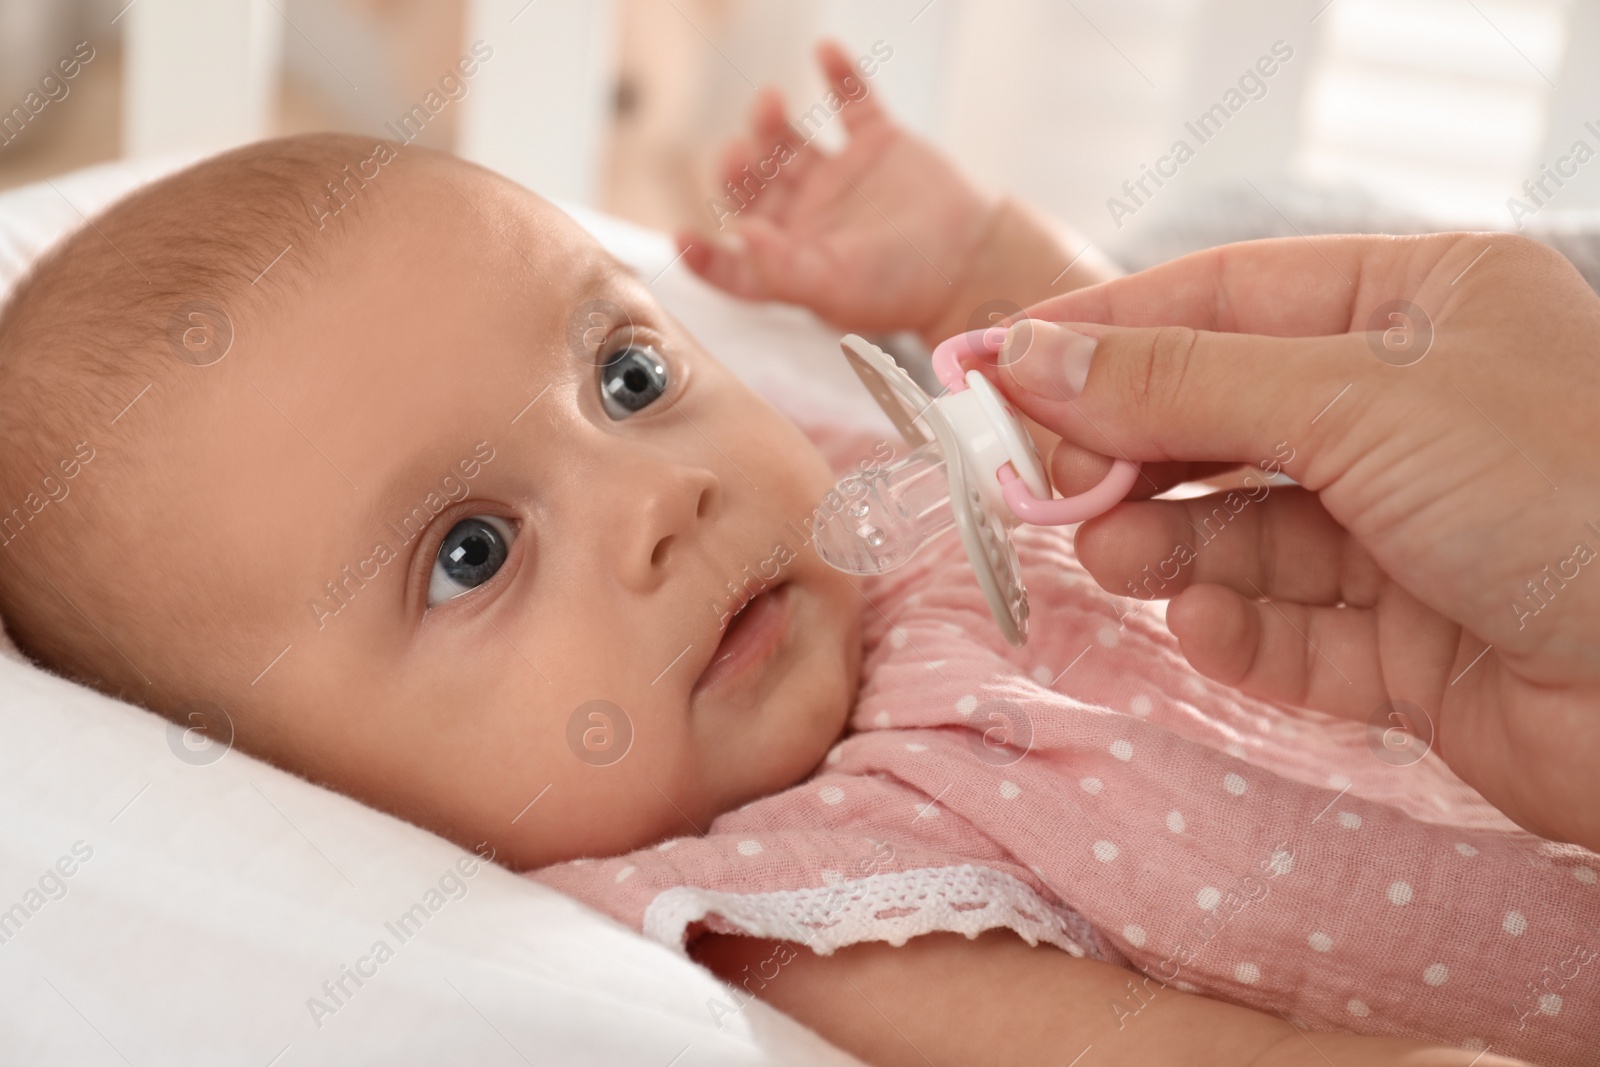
[{"xmin": 676, "ymin": 40, "xmax": 998, "ymax": 343}]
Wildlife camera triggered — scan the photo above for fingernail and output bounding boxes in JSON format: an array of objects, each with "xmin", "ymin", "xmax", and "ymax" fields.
[{"xmin": 1002, "ymin": 320, "xmax": 1097, "ymax": 398}]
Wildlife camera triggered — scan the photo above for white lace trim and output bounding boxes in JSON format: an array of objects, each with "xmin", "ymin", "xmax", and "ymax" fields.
[{"xmin": 642, "ymin": 863, "xmax": 1103, "ymax": 959}]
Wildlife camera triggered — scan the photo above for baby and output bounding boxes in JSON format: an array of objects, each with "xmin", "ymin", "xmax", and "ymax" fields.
[{"xmin": 0, "ymin": 42, "xmax": 1592, "ymax": 1067}]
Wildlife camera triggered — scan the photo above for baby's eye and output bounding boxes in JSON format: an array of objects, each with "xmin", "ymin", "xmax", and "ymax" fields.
[
  {"xmin": 428, "ymin": 515, "xmax": 515, "ymax": 606},
  {"xmin": 599, "ymin": 345, "xmax": 669, "ymax": 419}
]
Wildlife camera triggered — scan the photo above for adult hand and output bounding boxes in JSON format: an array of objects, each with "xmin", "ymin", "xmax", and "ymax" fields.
[{"xmin": 995, "ymin": 233, "xmax": 1600, "ymax": 852}]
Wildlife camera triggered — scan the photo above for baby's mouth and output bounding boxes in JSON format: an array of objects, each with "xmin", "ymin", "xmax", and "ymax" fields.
[{"xmin": 691, "ymin": 581, "xmax": 792, "ymax": 698}]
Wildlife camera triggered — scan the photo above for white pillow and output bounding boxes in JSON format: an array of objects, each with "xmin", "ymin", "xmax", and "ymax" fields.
[{"xmin": 0, "ymin": 157, "xmax": 871, "ymax": 1066}]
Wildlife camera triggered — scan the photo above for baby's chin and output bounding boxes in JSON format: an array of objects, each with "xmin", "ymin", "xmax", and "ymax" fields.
[{"xmin": 727, "ymin": 568, "xmax": 862, "ymax": 802}]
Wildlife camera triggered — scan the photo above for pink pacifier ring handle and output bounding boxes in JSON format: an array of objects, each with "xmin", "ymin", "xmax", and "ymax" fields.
[
  {"xmin": 933, "ymin": 322, "xmax": 1142, "ymax": 526},
  {"xmin": 931, "ymin": 326, "xmax": 1008, "ymax": 393},
  {"xmin": 998, "ymin": 459, "xmax": 1141, "ymax": 526}
]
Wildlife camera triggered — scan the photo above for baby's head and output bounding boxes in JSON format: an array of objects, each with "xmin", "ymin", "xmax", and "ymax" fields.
[{"xmin": 0, "ymin": 135, "xmax": 862, "ymax": 869}]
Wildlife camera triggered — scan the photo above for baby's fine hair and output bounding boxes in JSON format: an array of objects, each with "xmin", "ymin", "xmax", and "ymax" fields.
[{"xmin": 0, "ymin": 133, "xmax": 399, "ymax": 705}]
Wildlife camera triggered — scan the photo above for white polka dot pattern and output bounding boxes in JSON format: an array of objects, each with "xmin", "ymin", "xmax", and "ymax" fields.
[{"xmin": 528, "ymin": 438, "xmax": 1600, "ymax": 1067}]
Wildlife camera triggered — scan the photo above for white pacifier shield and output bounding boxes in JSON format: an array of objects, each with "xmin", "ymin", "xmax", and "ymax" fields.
[
  {"xmin": 837, "ymin": 334, "xmax": 1030, "ymax": 647},
  {"xmin": 933, "ymin": 369, "xmax": 1050, "ymax": 521}
]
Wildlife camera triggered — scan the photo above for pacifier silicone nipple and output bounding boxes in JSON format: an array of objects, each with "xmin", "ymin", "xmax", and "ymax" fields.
[
  {"xmin": 812, "ymin": 440, "xmax": 953, "ymax": 575},
  {"xmin": 817, "ymin": 328, "xmax": 1140, "ymax": 647}
]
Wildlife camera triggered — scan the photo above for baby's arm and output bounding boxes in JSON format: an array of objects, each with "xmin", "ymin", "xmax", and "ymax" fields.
[
  {"xmin": 693, "ymin": 929, "xmax": 1534, "ymax": 1067},
  {"xmin": 920, "ymin": 195, "xmax": 1119, "ymax": 350}
]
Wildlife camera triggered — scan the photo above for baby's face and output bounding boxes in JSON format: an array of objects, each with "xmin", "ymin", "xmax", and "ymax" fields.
[{"xmin": 141, "ymin": 157, "xmax": 862, "ymax": 868}]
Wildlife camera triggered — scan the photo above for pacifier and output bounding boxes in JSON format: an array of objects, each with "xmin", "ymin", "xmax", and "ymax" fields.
[{"xmin": 813, "ymin": 324, "xmax": 1141, "ymax": 647}]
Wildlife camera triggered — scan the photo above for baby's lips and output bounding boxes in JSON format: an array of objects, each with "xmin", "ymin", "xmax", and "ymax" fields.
[{"xmin": 999, "ymin": 320, "xmax": 1103, "ymax": 400}]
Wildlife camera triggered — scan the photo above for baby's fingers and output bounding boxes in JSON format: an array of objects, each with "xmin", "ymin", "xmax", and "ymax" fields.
[
  {"xmin": 676, "ymin": 233, "xmax": 771, "ymax": 303},
  {"xmin": 750, "ymin": 87, "xmax": 821, "ymax": 171},
  {"xmin": 717, "ymin": 133, "xmax": 777, "ymax": 214},
  {"xmin": 740, "ymin": 88, "xmax": 820, "ymax": 217},
  {"xmin": 717, "ymin": 133, "xmax": 753, "ymax": 188},
  {"xmin": 737, "ymin": 216, "xmax": 835, "ymax": 305},
  {"xmin": 815, "ymin": 39, "xmax": 890, "ymax": 135}
]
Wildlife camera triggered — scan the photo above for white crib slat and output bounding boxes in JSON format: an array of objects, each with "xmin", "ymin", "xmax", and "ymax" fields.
[
  {"xmin": 456, "ymin": 0, "xmax": 617, "ymax": 206},
  {"xmin": 122, "ymin": 0, "xmax": 283, "ymax": 158},
  {"xmin": 1539, "ymin": 0, "xmax": 1600, "ymax": 211}
]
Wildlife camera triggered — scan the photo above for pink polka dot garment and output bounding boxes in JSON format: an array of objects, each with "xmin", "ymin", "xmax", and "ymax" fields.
[{"xmin": 531, "ymin": 423, "xmax": 1599, "ymax": 1065}]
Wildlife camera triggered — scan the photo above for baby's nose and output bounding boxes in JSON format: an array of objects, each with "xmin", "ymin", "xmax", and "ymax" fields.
[{"xmin": 608, "ymin": 462, "xmax": 720, "ymax": 591}]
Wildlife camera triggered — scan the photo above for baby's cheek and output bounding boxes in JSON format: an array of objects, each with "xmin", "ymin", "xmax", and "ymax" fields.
[
  {"xmin": 492, "ymin": 736, "xmax": 692, "ymax": 868},
  {"xmin": 777, "ymin": 584, "xmax": 861, "ymax": 782},
  {"xmin": 534, "ymin": 674, "xmax": 715, "ymax": 858}
]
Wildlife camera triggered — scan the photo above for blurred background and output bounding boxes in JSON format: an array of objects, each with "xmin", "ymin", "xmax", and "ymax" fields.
[{"xmin": 2, "ymin": 0, "xmax": 1597, "ymax": 257}]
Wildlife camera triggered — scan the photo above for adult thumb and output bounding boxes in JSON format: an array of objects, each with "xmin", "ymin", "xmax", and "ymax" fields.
[{"xmin": 996, "ymin": 317, "xmax": 1374, "ymax": 475}]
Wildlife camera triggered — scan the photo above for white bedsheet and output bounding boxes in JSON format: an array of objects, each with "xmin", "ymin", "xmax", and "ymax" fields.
[{"xmin": 0, "ymin": 156, "xmax": 873, "ymax": 1066}]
